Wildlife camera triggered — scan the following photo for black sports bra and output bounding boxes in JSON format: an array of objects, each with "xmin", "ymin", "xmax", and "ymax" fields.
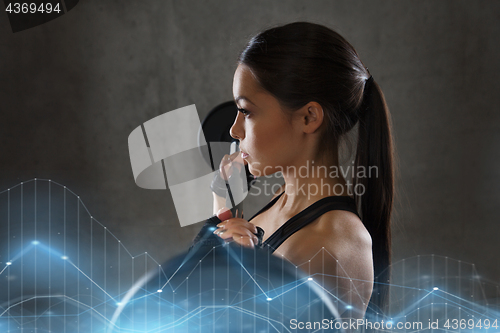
[{"xmin": 248, "ymin": 191, "xmax": 360, "ymax": 253}]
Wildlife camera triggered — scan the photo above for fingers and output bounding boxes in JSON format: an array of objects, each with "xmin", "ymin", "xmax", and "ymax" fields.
[
  {"xmin": 232, "ymin": 151, "xmax": 247, "ymax": 167},
  {"xmin": 229, "ymin": 150, "xmax": 243, "ymax": 161},
  {"xmin": 220, "ymin": 152, "xmax": 245, "ymax": 168},
  {"xmin": 232, "ymin": 233, "xmax": 255, "ymax": 248},
  {"xmin": 239, "ymin": 150, "xmax": 248, "ymax": 166},
  {"xmin": 213, "ymin": 217, "xmax": 259, "ymax": 247},
  {"xmin": 214, "ymin": 225, "xmax": 258, "ymax": 243},
  {"xmin": 219, "ymin": 233, "xmax": 255, "ymax": 249},
  {"xmin": 219, "ymin": 152, "xmax": 245, "ymax": 180},
  {"xmin": 216, "ymin": 218, "xmax": 257, "ymax": 234}
]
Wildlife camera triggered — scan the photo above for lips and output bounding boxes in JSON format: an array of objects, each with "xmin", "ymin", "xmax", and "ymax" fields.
[{"xmin": 240, "ymin": 149, "xmax": 249, "ymax": 158}]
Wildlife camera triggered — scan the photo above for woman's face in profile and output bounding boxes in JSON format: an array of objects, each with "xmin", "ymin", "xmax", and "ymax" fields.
[{"xmin": 231, "ymin": 64, "xmax": 301, "ymax": 177}]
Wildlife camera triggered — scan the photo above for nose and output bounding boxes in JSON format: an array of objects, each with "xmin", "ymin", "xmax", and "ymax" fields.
[{"xmin": 229, "ymin": 111, "xmax": 244, "ymax": 140}]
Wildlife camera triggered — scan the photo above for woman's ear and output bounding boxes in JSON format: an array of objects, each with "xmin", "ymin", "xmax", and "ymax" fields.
[{"xmin": 298, "ymin": 101, "xmax": 324, "ymax": 134}]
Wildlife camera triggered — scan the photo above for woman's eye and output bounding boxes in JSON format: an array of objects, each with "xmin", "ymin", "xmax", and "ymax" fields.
[{"xmin": 237, "ymin": 108, "xmax": 250, "ymax": 117}]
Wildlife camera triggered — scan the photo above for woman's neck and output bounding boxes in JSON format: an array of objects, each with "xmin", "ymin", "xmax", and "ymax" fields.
[{"xmin": 277, "ymin": 157, "xmax": 349, "ymax": 212}]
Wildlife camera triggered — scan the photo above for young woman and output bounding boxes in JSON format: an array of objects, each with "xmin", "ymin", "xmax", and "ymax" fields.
[{"xmin": 211, "ymin": 22, "xmax": 395, "ymax": 320}]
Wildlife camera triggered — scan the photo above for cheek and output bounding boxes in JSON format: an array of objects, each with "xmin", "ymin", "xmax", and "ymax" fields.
[
  {"xmin": 249, "ymin": 125, "xmax": 290, "ymax": 165},
  {"xmin": 248, "ymin": 125, "xmax": 275, "ymax": 155}
]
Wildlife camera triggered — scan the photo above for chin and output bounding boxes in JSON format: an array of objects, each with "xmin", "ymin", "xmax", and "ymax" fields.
[
  {"xmin": 247, "ymin": 162, "xmax": 262, "ymax": 178},
  {"xmin": 247, "ymin": 163, "xmax": 257, "ymax": 177},
  {"xmin": 248, "ymin": 162, "xmax": 275, "ymax": 178}
]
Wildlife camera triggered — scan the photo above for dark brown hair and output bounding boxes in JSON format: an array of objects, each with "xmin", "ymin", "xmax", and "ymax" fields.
[{"xmin": 238, "ymin": 22, "xmax": 395, "ymax": 315}]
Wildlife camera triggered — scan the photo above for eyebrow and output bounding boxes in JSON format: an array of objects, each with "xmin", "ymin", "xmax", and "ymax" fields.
[{"xmin": 234, "ymin": 96, "xmax": 257, "ymax": 107}]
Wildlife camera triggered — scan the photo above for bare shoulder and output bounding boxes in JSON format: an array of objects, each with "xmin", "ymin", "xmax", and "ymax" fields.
[
  {"xmin": 279, "ymin": 209, "xmax": 372, "ymax": 272},
  {"xmin": 319, "ymin": 210, "xmax": 372, "ymax": 270},
  {"xmin": 317, "ymin": 210, "xmax": 372, "ymax": 251}
]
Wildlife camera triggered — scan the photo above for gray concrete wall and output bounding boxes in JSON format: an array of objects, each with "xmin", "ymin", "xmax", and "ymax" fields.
[{"xmin": 1, "ymin": 0, "xmax": 499, "ymax": 291}]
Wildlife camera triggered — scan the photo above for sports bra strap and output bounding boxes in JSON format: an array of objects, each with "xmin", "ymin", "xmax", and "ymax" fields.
[{"xmin": 249, "ymin": 192, "xmax": 360, "ymax": 253}]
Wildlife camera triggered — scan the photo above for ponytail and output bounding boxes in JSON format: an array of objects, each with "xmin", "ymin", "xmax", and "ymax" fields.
[{"xmin": 354, "ymin": 77, "xmax": 394, "ymax": 316}]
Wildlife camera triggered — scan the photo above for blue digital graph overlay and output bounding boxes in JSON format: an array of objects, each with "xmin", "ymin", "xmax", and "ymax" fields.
[{"xmin": 0, "ymin": 179, "xmax": 499, "ymax": 332}]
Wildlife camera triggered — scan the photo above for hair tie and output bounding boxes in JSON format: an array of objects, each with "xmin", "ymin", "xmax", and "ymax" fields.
[
  {"xmin": 364, "ymin": 75, "xmax": 374, "ymax": 93},
  {"xmin": 357, "ymin": 75, "xmax": 374, "ymax": 119}
]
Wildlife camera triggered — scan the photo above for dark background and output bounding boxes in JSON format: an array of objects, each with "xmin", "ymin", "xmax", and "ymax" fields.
[{"xmin": 1, "ymin": 1, "xmax": 499, "ymax": 292}]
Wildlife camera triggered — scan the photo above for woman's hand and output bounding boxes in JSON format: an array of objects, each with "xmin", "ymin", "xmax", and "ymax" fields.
[
  {"xmin": 213, "ymin": 207, "xmax": 258, "ymax": 248},
  {"xmin": 219, "ymin": 151, "xmax": 247, "ymax": 181},
  {"xmin": 212, "ymin": 151, "xmax": 250, "ymax": 215}
]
